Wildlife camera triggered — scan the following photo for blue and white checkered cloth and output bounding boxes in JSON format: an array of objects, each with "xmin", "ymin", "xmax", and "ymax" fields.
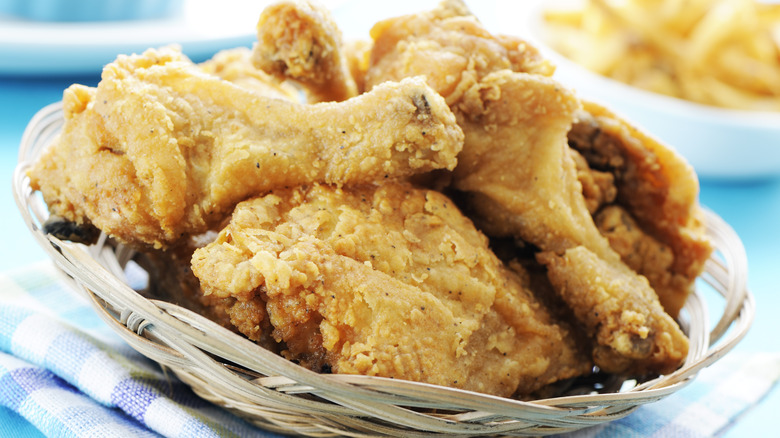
[
  {"xmin": 0, "ymin": 262, "xmax": 278, "ymax": 438},
  {"xmin": 1, "ymin": 261, "xmax": 778, "ymax": 437}
]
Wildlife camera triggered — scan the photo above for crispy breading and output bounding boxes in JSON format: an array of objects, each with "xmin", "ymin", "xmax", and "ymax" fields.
[
  {"xmin": 571, "ymin": 148, "xmax": 617, "ymax": 214},
  {"xmin": 365, "ymin": 0, "xmax": 554, "ymax": 106},
  {"xmin": 252, "ymin": 0, "xmax": 358, "ymax": 102},
  {"xmin": 137, "ymin": 232, "xmax": 281, "ymax": 354},
  {"xmin": 362, "ymin": 0, "xmax": 615, "ymax": 259},
  {"xmin": 191, "ymin": 183, "xmax": 591, "ymax": 397},
  {"xmin": 443, "ymin": 71, "xmax": 692, "ymax": 374},
  {"xmin": 568, "ymin": 103, "xmax": 713, "ymax": 316},
  {"xmin": 198, "ymin": 47, "xmax": 299, "ymax": 100},
  {"xmin": 29, "ymin": 46, "xmax": 463, "ymax": 248},
  {"xmin": 27, "ymin": 0, "xmax": 715, "ymax": 395},
  {"xmin": 363, "ymin": 0, "xmax": 702, "ymax": 374},
  {"xmin": 538, "ymin": 246, "xmax": 689, "ymax": 375}
]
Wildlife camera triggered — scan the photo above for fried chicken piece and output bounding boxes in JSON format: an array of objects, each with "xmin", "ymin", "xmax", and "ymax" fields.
[
  {"xmin": 253, "ymin": 0, "xmax": 358, "ymax": 102},
  {"xmin": 137, "ymin": 231, "xmax": 281, "ymax": 353},
  {"xmin": 596, "ymin": 206, "xmax": 677, "ymax": 298},
  {"xmin": 199, "ymin": 47, "xmax": 299, "ymax": 101},
  {"xmin": 364, "ymin": 0, "xmax": 614, "ymax": 259},
  {"xmin": 446, "ymin": 72, "xmax": 692, "ymax": 373},
  {"xmin": 363, "ymin": 1, "xmax": 695, "ymax": 374},
  {"xmin": 451, "ymin": 71, "xmax": 620, "ymax": 260},
  {"xmin": 537, "ymin": 247, "xmax": 689, "ymax": 375},
  {"xmin": 191, "ymin": 183, "xmax": 591, "ymax": 397},
  {"xmin": 568, "ymin": 103, "xmax": 713, "ymax": 317},
  {"xmin": 365, "ymin": 0, "xmax": 554, "ymax": 106},
  {"xmin": 29, "ymin": 46, "xmax": 463, "ymax": 249}
]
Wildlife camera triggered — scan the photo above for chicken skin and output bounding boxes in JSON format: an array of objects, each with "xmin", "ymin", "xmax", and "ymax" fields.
[
  {"xmin": 29, "ymin": 46, "xmax": 463, "ymax": 248},
  {"xmin": 191, "ymin": 183, "xmax": 591, "ymax": 397},
  {"xmin": 568, "ymin": 103, "xmax": 712, "ymax": 317},
  {"xmin": 199, "ymin": 47, "xmax": 299, "ymax": 101},
  {"xmin": 253, "ymin": 0, "xmax": 358, "ymax": 102},
  {"xmin": 365, "ymin": 0, "xmax": 554, "ymax": 104},
  {"xmin": 362, "ymin": 0, "xmax": 697, "ymax": 374},
  {"xmin": 363, "ymin": 0, "xmax": 614, "ymax": 259},
  {"xmin": 538, "ymin": 246, "xmax": 689, "ymax": 375},
  {"xmin": 442, "ymin": 69, "xmax": 690, "ymax": 375}
]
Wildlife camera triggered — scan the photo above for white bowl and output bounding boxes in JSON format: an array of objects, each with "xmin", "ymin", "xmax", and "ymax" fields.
[{"xmin": 495, "ymin": 0, "xmax": 780, "ymax": 180}]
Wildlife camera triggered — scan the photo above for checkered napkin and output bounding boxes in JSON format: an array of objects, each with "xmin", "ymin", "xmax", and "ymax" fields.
[
  {"xmin": 0, "ymin": 262, "xmax": 279, "ymax": 438},
  {"xmin": 1, "ymin": 262, "xmax": 778, "ymax": 437}
]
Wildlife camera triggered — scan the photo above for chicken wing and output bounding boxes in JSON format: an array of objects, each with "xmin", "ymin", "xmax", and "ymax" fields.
[
  {"xmin": 29, "ymin": 46, "xmax": 463, "ymax": 248},
  {"xmin": 253, "ymin": 0, "xmax": 358, "ymax": 102},
  {"xmin": 451, "ymin": 71, "xmax": 619, "ymax": 260},
  {"xmin": 568, "ymin": 103, "xmax": 713, "ymax": 317},
  {"xmin": 537, "ymin": 247, "xmax": 689, "ymax": 375},
  {"xmin": 191, "ymin": 183, "xmax": 591, "ymax": 397},
  {"xmin": 364, "ymin": 0, "xmax": 614, "ymax": 259}
]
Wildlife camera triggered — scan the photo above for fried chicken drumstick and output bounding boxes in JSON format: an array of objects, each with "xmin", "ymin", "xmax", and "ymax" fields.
[
  {"xmin": 29, "ymin": 46, "xmax": 463, "ymax": 248},
  {"xmin": 191, "ymin": 182, "xmax": 591, "ymax": 397}
]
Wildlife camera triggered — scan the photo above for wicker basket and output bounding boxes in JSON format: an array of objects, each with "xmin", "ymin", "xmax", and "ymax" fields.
[{"xmin": 13, "ymin": 102, "xmax": 754, "ymax": 437}]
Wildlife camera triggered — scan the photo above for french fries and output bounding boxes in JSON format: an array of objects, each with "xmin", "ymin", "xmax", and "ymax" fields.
[{"xmin": 542, "ymin": 0, "xmax": 780, "ymax": 111}]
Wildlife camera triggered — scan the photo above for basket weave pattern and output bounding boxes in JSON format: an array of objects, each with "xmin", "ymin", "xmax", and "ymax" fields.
[{"xmin": 12, "ymin": 102, "xmax": 754, "ymax": 437}]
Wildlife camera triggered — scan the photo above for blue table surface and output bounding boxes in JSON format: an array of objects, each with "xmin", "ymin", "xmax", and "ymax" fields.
[{"xmin": 1, "ymin": 8, "xmax": 778, "ymax": 434}]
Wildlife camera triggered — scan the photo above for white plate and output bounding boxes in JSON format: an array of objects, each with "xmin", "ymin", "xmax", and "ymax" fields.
[
  {"xmin": 496, "ymin": 0, "xmax": 780, "ymax": 180},
  {"xmin": 0, "ymin": 0, "xmax": 343, "ymax": 74}
]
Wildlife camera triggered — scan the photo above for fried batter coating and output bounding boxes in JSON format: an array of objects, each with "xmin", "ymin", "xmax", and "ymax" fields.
[
  {"xmin": 571, "ymin": 148, "xmax": 617, "ymax": 215},
  {"xmin": 538, "ymin": 247, "xmax": 689, "ymax": 375},
  {"xmin": 363, "ymin": 0, "xmax": 615, "ymax": 259},
  {"xmin": 136, "ymin": 231, "xmax": 281, "ymax": 353},
  {"xmin": 451, "ymin": 71, "xmax": 620, "ymax": 260},
  {"xmin": 568, "ymin": 103, "xmax": 713, "ymax": 317},
  {"xmin": 444, "ymin": 72, "xmax": 692, "ymax": 373},
  {"xmin": 29, "ymin": 46, "xmax": 463, "ymax": 248},
  {"xmin": 253, "ymin": 0, "xmax": 358, "ymax": 102},
  {"xmin": 365, "ymin": 0, "xmax": 554, "ymax": 105},
  {"xmin": 596, "ymin": 206, "xmax": 677, "ymax": 300},
  {"xmin": 199, "ymin": 47, "xmax": 299, "ymax": 101},
  {"xmin": 363, "ymin": 0, "xmax": 699, "ymax": 374},
  {"xmin": 191, "ymin": 183, "xmax": 590, "ymax": 397}
]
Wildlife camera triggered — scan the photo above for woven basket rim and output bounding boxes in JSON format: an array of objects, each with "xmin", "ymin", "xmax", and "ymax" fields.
[{"xmin": 11, "ymin": 102, "xmax": 755, "ymax": 436}]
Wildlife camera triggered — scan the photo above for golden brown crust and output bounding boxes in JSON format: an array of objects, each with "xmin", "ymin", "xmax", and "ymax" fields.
[
  {"xmin": 29, "ymin": 0, "xmax": 715, "ymax": 396},
  {"xmin": 365, "ymin": 0, "xmax": 554, "ymax": 106},
  {"xmin": 29, "ymin": 47, "xmax": 463, "ymax": 248},
  {"xmin": 199, "ymin": 47, "xmax": 299, "ymax": 100},
  {"xmin": 252, "ymin": 0, "xmax": 358, "ymax": 102},
  {"xmin": 569, "ymin": 103, "xmax": 713, "ymax": 316},
  {"xmin": 538, "ymin": 246, "xmax": 689, "ymax": 375},
  {"xmin": 363, "ymin": 0, "xmax": 703, "ymax": 375},
  {"xmin": 191, "ymin": 183, "xmax": 591, "ymax": 397}
]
